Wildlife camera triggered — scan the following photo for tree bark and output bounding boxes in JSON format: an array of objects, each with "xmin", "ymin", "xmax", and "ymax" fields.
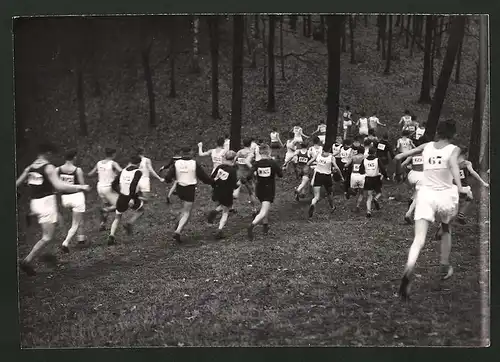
[
  {"xmin": 190, "ymin": 16, "xmax": 200, "ymax": 73},
  {"xmin": 230, "ymin": 15, "xmax": 244, "ymax": 151},
  {"xmin": 267, "ymin": 16, "xmax": 276, "ymax": 112},
  {"xmin": 410, "ymin": 15, "xmax": 417, "ymax": 56},
  {"xmin": 384, "ymin": 15, "xmax": 393, "ymax": 74},
  {"xmin": 209, "ymin": 16, "xmax": 220, "ymax": 119},
  {"xmin": 169, "ymin": 17, "xmax": 176, "ymax": 98},
  {"xmin": 250, "ymin": 15, "xmax": 258, "ymax": 68},
  {"xmin": 261, "ymin": 16, "xmax": 267, "ymax": 87},
  {"xmin": 320, "ymin": 15, "xmax": 326, "ymax": 43},
  {"xmin": 254, "ymin": 15, "xmax": 260, "ymax": 39},
  {"xmin": 341, "ymin": 20, "xmax": 347, "ymax": 52},
  {"xmin": 419, "ymin": 15, "xmax": 434, "ymax": 103},
  {"xmin": 381, "ymin": 15, "xmax": 387, "ymax": 60},
  {"xmin": 376, "ymin": 15, "xmax": 381, "ymax": 51},
  {"xmin": 290, "ymin": 15, "xmax": 298, "ymax": 31},
  {"xmin": 302, "ymin": 15, "xmax": 307, "ymax": 36},
  {"xmin": 424, "ymin": 16, "xmax": 466, "ymax": 139},
  {"xmin": 455, "ymin": 36, "xmax": 463, "ymax": 84},
  {"xmin": 280, "ymin": 16, "xmax": 285, "ymax": 80},
  {"xmin": 142, "ymin": 46, "xmax": 156, "ymax": 128},
  {"xmin": 325, "ymin": 15, "xmax": 344, "ymax": 150},
  {"xmin": 348, "ymin": 15, "xmax": 355, "ymax": 64},
  {"xmin": 76, "ymin": 65, "xmax": 87, "ymax": 136},
  {"xmin": 364, "ymin": 15, "xmax": 368, "ymax": 27},
  {"xmin": 435, "ymin": 16, "xmax": 444, "ymax": 58},
  {"xmin": 405, "ymin": 15, "xmax": 411, "ymax": 48},
  {"xmin": 307, "ymin": 15, "xmax": 312, "ymax": 37},
  {"xmin": 469, "ymin": 63, "xmax": 482, "ymax": 169}
]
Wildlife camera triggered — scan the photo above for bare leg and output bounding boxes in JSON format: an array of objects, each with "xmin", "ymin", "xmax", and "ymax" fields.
[
  {"xmin": 24, "ymin": 222, "xmax": 56, "ymax": 264},
  {"xmin": 175, "ymin": 202, "xmax": 193, "ymax": 234},
  {"xmin": 62, "ymin": 211, "xmax": 83, "ymax": 248}
]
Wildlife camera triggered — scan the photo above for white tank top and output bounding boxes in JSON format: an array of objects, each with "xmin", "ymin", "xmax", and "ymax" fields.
[
  {"xmin": 293, "ymin": 126, "xmax": 302, "ymax": 138},
  {"xmin": 398, "ymin": 138, "xmax": 413, "ymax": 153},
  {"xmin": 315, "ymin": 154, "xmax": 333, "ymax": 175},
  {"xmin": 211, "ymin": 148, "xmax": 226, "ymax": 172},
  {"xmin": 401, "ymin": 115, "xmax": 412, "ymax": 127},
  {"xmin": 332, "ymin": 143, "xmax": 342, "ymax": 156},
  {"xmin": 363, "ymin": 158, "xmax": 380, "ymax": 177},
  {"xmin": 339, "ymin": 147, "xmax": 352, "ymax": 163},
  {"xmin": 175, "ymin": 159, "xmax": 198, "ymax": 186},
  {"xmin": 318, "ymin": 134, "xmax": 326, "ymax": 144},
  {"xmin": 421, "ymin": 142, "xmax": 457, "ymax": 191},
  {"xmin": 119, "ymin": 168, "xmax": 140, "ymax": 196},
  {"xmin": 270, "ymin": 132, "xmax": 279, "ymax": 143},
  {"xmin": 97, "ymin": 160, "xmax": 116, "ymax": 187},
  {"xmin": 139, "ymin": 157, "xmax": 150, "ymax": 178},
  {"xmin": 318, "ymin": 124, "xmax": 326, "ymax": 133},
  {"xmin": 224, "ymin": 139, "xmax": 230, "ymax": 151},
  {"xmin": 286, "ymin": 140, "xmax": 296, "ymax": 152},
  {"xmin": 308, "ymin": 145, "xmax": 323, "ymax": 167},
  {"xmin": 358, "ymin": 118, "xmax": 368, "ymax": 131}
]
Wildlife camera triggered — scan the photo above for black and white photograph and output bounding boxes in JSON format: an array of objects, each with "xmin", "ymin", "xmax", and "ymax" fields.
[{"xmin": 14, "ymin": 13, "xmax": 490, "ymax": 347}]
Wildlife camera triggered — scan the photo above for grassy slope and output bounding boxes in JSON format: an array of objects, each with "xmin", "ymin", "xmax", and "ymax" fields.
[{"xmin": 17, "ymin": 17, "xmax": 488, "ymax": 347}]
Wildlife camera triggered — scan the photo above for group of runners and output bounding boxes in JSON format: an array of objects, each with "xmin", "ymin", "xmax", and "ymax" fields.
[{"xmin": 16, "ymin": 109, "xmax": 489, "ymax": 300}]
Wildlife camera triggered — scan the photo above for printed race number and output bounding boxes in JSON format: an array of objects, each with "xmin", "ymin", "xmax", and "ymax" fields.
[
  {"xmin": 215, "ymin": 168, "xmax": 229, "ymax": 181},
  {"xmin": 60, "ymin": 174, "xmax": 75, "ymax": 184},
  {"xmin": 353, "ymin": 164, "xmax": 360, "ymax": 172},
  {"xmin": 257, "ymin": 167, "xmax": 272, "ymax": 177},
  {"xmin": 377, "ymin": 143, "xmax": 386, "ymax": 150},
  {"xmin": 27, "ymin": 172, "xmax": 43, "ymax": 185},
  {"xmin": 412, "ymin": 156, "xmax": 423, "ymax": 165}
]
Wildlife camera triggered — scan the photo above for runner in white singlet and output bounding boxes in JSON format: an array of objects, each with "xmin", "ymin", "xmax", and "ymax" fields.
[{"xmin": 198, "ymin": 137, "xmax": 228, "ymax": 176}]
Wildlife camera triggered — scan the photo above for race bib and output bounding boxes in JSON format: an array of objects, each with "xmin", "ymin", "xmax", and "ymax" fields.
[
  {"xmin": 257, "ymin": 167, "xmax": 272, "ymax": 177},
  {"xmin": 459, "ymin": 169, "xmax": 465, "ymax": 179},
  {"xmin": 408, "ymin": 126, "xmax": 415, "ymax": 132},
  {"xmin": 298, "ymin": 156, "xmax": 308, "ymax": 163},
  {"xmin": 412, "ymin": 156, "xmax": 423, "ymax": 165},
  {"xmin": 60, "ymin": 174, "xmax": 75, "ymax": 184},
  {"xmin": 425, "ymin": 156, "xmax": 447, "ymax": 170},
  {"xmin": 366, "ymin": 161, "xmax": 376, "ymax": 169},
  {"xmin": 27, "ymin": 172, "xmax": 43, "ymax": 185},
  {"xmin": 319, "ymin": 125, "xmax": 326, "ymax": 133},
  {"xmin": 353, "ymin": 164, "xmax": 360, "ymax": 172},
  {"xmin": 377, "ymin": 143, "xmax": 386, "ymax": 151},
  {"xmin": 121, "ymin": 174, "xmax": 133, "ymax": 183},
  {"xmin": 237, "ymin": 157, "xmax": 247, "ymax": 165},
  {"xmin": 317, "ymin": 157, "xmax": 327, "ymax": 166},
  {"xmin": 215, "ymin": 168, "xmax": 229, "ymax": 181},
  {"xmin": 340, "ymin": 150, "xmax": 350, "ymax": 159}
]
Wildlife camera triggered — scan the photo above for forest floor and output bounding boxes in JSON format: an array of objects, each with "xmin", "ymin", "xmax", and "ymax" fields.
[{"xmin": 17, "ymin": 17, "xmax": 489, "ymax": 347}]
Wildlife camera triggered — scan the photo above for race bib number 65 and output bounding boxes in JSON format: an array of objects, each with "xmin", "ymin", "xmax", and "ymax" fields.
[{"xmin": 257, "ymin": 167, "xmax": 271, "ymax": 177}]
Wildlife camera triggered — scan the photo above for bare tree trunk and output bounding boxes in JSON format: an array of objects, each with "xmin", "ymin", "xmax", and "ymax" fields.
[
  {"xmin": 348, "ymin": 15, "xmax": 356, "ymax": 64},
  {"xmin": 262, "ymin": 16, "xmax": 267, "ymax": 87},
  {"xmin": 405, "ymin": 15, "xmax": 411, "ymax": 48},
  {"xmin": 384, "ymin": 15, "xmax": 393, "ymax": 74},
  {"xmin": 410, "ymin": 15, "xmax": 417, "ymax": 56},
  {"xmin": 419, "ymin": 15, "xmax": 434, "ymax": 103},
  {"xmin": 435, "ymin": 16, "xmax": 444, "ymax": 58},
  {"xmin": 255, "ymin": 15, "xmax": 260, "ymax": 39},
  {"xmin": 381, "ymin": 15, "xmax": 387, "ymax": 60},
  {"xmin": 307, "ymin": 15, "xmax": 312, "ymax": 37},
  {"xmin": 250, "ymin": 15, "xmax": 257, "ymax": 68},
  {"xmin": 302, "ymin": 15, "xmax": 307, "ymax": 36},
  {"xmin": 376, "ymin": 15, "xmax": 381, "ymax": 51},
  {"xmin": 142, "ymin": 44, "xmax": 156, "ymax": 128},
  {"xmin": 230, "ymin": 15, "xmax": 244, "ymax": 151},
  {"xmin": 325, "ymin": 15, "xmax": 344, "ymax": 149},
  {"xmin": 267, "ymin": 16, "xmax": 276, "ymax": 112},
  {"xmin": 209, "ymin": 16, "xmax": 220, "ymax": 119},
  {"xmin": 76, "ymin": 64, "xmax": 87, "ymax": 136},
  {"xmin": 424, "ymin": 16, "xmax": 466, "ymax": 139},
  {"xmin": 342, "ymin": 20, "xmax": 347, "ymax": 52},
  {"xmin": 280, "ymin": 16, "xmax": 285, "ymax": 80},
  {"xmin": 364, "ymin": 15, "xmax": 368, "ymax": 27},
  {"xmin": 320, "ymin": 15, "xmax": 326, "ymax": 43},
  {"xmin": 169, "ymin": 17, "xmax": 176, "ymax": 98},
  {"xmin": 190, "ymin": 16, "xmax": 200, "ymax": 73},
  {"xmin": 290, "ymin": 15, "xmax": 298, "ymax": 31},
  {"xmin": 455, "ymin": 36, "xmax": 463, "ymax": 84}
]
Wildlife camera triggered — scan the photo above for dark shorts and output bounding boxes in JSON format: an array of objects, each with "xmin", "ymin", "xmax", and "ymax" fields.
[
  {"xmin": 297, "ymin": 164, "xmax": 310, "ymax": 177},
  {"xmin": 270, "ymin": 142, "xmax": 281, "ymax": 149},
  {"xmin": 363, "ymin": 176, "xmax": 382, "ymax": 193},
  {"xmin": 177, "ymin": 184, "xmax": 196, "ymax": 202},
  {"xmin": 256, "ymin": 184, "xmax": 275, "ymax": 203},
  {"xmin": 313, "ymin": 172, "xmax": 333, "ymax": 194},
  {"xmin": 212, "ymin": 188, "xmax": 234, "ymax": 207},
  {"xmin": 116, "ymin": 194, "xmax": 143, "ymax": 214},
  {"xmin": 237, "ymin": 168, "xmax": 253, "ymax": 184}
]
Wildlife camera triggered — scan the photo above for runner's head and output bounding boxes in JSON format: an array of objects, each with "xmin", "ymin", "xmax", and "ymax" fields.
[
  {"xmin": 345, "ymin": 106, "xmax": 351, "ymax": 111},
  {"xmin": 411, "ymin": 115, "xmax": 417, "ymax": 122},
  {"xmin": 352, "ymin": 135, "xmax": 361, "ymax": 146},
  {"xmin": 363, "ymin": 138, "xmax": 372, "ymax": 148},
  {"xmin": 224, "ymin": 150, "xmax": 237, "ymax": 164},
  {"xmin": 242, "ymin": 138, "xmax": 252, "ymax": 148},
  {"xmin": 360, "ymin": 111, "xmax": 366, "ymax": 117},
  {"xmin": 136, "ymin": 147, "xmax": 145, "ymax": 157},
  {"xmin": 224, "ymin": 134, "xmax": 229, "ymax": 139},
  {"xmin": 300, "ymin": 142, "xmax": 308, "ymax": 150},
  {"xmin": 180, "ymin": 146, "xmax": 193, "ymax": 157},
  {"xmin": 457, "ymin": 146, "xmax": 468, "ymax": 163},
  {"xmin": 259, "ymin": 144, "xmax": 271, "ymax": 158},
  {"xmin": 105, "ymin": 147, "xmax": 116, "ymax": 159},
  {"xmin": 313, "ymin": 136, "xmax": 321, "ymax": 145},
  {"xmin": 272, "ymin": 126, "xmax": 278, "ymax": 132},
  {"xmin": 343, "ymin": 138, "xmax": 352, "ymax": 147},
  {"xmin": 216, "ymin": 137, "xmax": 225, "ymax": 147},
  {"xmin": 436, "ymin": 119, "xmax": 457, "ymax": 140},
  {"xmin": 404, "ymin": 109, "xmax": 410, "ymax": 115},
  {"xmin": 335, "ymin": 136, "xmax": 343, "ymax": 145},
  {"xmin": 402, "ymin": 130, "xmax": 410, "ymax": 138},
  {"xmin": 421, "ymin": 121, "xmax": 426, "ymax": 128},
  {"xmin": 65, "ymin": 149, "xmax": 77, "ymax": 163},
  {"xmin": 357, "ymin": 146, "xmax": 365, "ymax": 154},
  {"xmin": 130, "ymin": 154, "xmax": 141, "ymax": 166},
  {"xmin": 368, "ymin": 146, "xmax": 377, "ymax": 156},
  {"xmin": 37, "ymin": 142, "xmax": 58, "ymax": 160}
]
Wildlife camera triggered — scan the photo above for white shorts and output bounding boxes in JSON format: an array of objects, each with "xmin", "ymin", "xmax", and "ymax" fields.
[
  {"xmin": 293, "ymin": 137, "xmax": 303, "ymax": 144},
  {"xmin": 97, "ymin": 185, "xmax": 119, "ymax": 206},
  {"xmin": 61, "ymin": 192, "xmax": 86, "ymax": 213},
  {"xmin": 359, "ymin": 128, "xmax": 369, "ymax": 136},
  {"xmin": 138, "ymin": 177, "xmax": 151, "ymax": 193},
  {"xmin": 318, "ymin": 135, "xmax": 326, "ymax": 145},
  {"xmin": 285, "ymin": 151, "xmax": 298, "ymax": 164},
  {"xmin": 30, "ymin": 194, "xmax": 58, "ymax": 224},
  {"xmin": 414, "ymin": 185, "xmax": 459, "ymax": 224},
  {"xmin": 350, "ymin": 173, "xmax": 366, "ymax": 189},
  {"xmin": 407, "ymin": 170, "xmax": 424, "ymax": 190}
]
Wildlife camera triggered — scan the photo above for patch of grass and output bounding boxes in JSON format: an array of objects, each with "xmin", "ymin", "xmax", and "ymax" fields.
[{"xmin": 17, "ymin": 17, "xmax": 487, "ymax": 347}]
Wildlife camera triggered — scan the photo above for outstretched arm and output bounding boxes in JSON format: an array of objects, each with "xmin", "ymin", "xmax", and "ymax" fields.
[
  {"xmin": 16, "ymin": 167, "xmax": 30, "ymax": 187},
  {"xmin": 147, "ymin": 159, "xmax": 164, "ymax": 182},
  {"xmin": 88, "ymin": 164, "xmax": 98, "ymax": 177},
  {"xmin": 394, "ymin": 143, "xmax": 427, "ymax": 161},
  {"xmin": 283, "ymin": 150, "xmax": 299, "ymax": 168},
  {"xmin": 113, "ymin": 161, "xmax": 123, "ymax": 173},
  {"xmin": 449, "ymin": 148, "xmax": 469, "ymax": 197},
  {"xmin": 46, "ymin": 165, "xmax": 89, "ymax": 193},
  {"xmin": 198, "ymin": 142, "xmax": 213, "ymax": 157},
  {"xmin": 466, "ymin": 161, "xmax": 489, "ymax": 187}
]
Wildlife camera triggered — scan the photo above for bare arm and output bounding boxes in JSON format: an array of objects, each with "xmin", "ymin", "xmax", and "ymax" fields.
[
  {"xmin": 46, "ymin": 164, "xmax": 88, "ymax": 193},
  {"xmin": 307, "ymin": 153, "xmax": 319, "ymax": 166},
  {"xmin": 331, "ymin": 156, "xmax": 343, "ymax": 178},
  {"xmin": 245, "ymin": 153, "xmax": 254, "ymax": 169},
  {"xmin": 16, "ymin": 167, "xmax": 30, "ymax": 187},
  {"xmin": 198, "ymin": 143, "xmax": 212, "ymax": 157},
  {"xmin": 394, "ymin": 143, "xmax": 427, "ymax": 161},
  {"xmin": 283, "ymin": 150, "xmax": 299, "ymax": 167},
  {"xmin": 277, "ymin": 135, "xmax": 284, "ymax": 147},
  {"xmin": 76, "ymin": 167, "xmax": 85, "ymax": 185},
  {"xmin": 449, "ymin": 148, "xmax": 467, "ymax": 194},
  {"xmin": 401, "ymin": 156, "xmax": 412, "ymax": 168},
  {"xmin": 113, "ymin": 161, "xmax": 123, "ymax": 173},
  {"xmin": 88, "ymin": 164, "xmax": 98, "ymax": 177},
  {"xmin": 147, "ymin": 159, "xmax": 163, "ymax": 182},
  {"xmin": 301, "ymin": 130, "xmax": 310, "ymax": 138},
  {"xmin": 466, "ymin": 162, "xmax": 489, "ymax": 187}
]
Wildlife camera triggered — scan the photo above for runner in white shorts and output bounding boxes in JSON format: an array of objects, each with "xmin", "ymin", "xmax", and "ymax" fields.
[
  {"xmin": 56, "ymin": 150, "xmax": 87, "ymax": 252},
  {"xmin": 137, "ymin": 147, "xmax": 164, "ymax": 201},
  {"xmin": 347, "ymin": 146, "xmax": 366, "ymax": 213},
  {"xmin": 290, "ymin": 125, "xmax": 309, "ymax": 144},
  {"xmin": 394, "ymin": 119, "xmax": 472, "ymax": 300},
  {"xmin": 88, "ymin": 147, "xmax": 122, "ymax": 231},
  {"xmin": 198, "ymin": 137, "xmax": 228, "ymax": 176},
  {"xmin": 16, "ymin": 143, "xmax": 90, "ymax": 276},
  {"xmin": 283, "ymin": 132, "xmax": 299, "ymax": 178}
]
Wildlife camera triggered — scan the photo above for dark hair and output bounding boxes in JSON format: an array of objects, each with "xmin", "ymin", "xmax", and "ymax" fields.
[
  {"xmin": 368, "ymin": 146, "xmax": 377, "ymax": 155},
  {"xmin": 65, "ymin": 149, "xmax": 77, "ymax": 161},
  {"xmin": 422, "ymin": 122, "xmax": 427, "ymax": 127},
  {"xmin": 459, "ymin": 146, "xmax": 469, "ymax": 156},
  {"xmin": 357, "ymin": 146, "xmax": 365, "ymax": 154},
  {"xmin": 402, "ymin": 130, "xmax": 410, "ymax": 137},
  {"xmin": 259, "ymin": 144, "xmax": 270, "ymax": 155},
  {"xmin": 243, "ymin": 138, "xmax": 252, "ymax": 148},
  {"xmin": 216, "ymin": 137, "xmax": 225, "ymax": 147},
  {"xmin": 272, "ymin": 127, "xmax": 277, "ymax": 131},
  {"xmin": 181, "ymin": 146, "xmax": 192, "ymax": 154},
  {"xmin": 130, "ymin": 155, "xmax": 142, "ymax": 165},
  {"xmin": 224, "ymin": 134, "xmax": 229, "ymax": 139},
  {"xmin": 300, "ymin": 142, "xmax": 308, "ymax": 148},
  {"xmin": 137, "ymin": 147, "xmax": 145, "ymax": 155},
  {"xmin": 368, "ymin": 129, "xmax": 375, "ymax": 136},
  {"xmin": 436, "ymin": 119, "xmax": 457, "ymax": 140},
  {"xmin": 257, "ymin": 139, "xmax": 264, "ymax": 144},
  {"xmin": 38, "ymin": 142, "xmax": 58, "ymax": 155},
  {"xmin": 363, "ymin": 139, "xmax": 372, "ymax": 147},
  {"xmin": 404, "ymin": 109, "xmax": 410, "ymax": 115},
  {"xmin": 105, "ymin": 147, "xmax": 116, "ymax": 157},
  {"xmin": 313, "ymin": 136, "xmax": 320, "ymax": 145},
  {"xmin": 411, "ymin": 115, "xmax": 417, "ymax": 121},
  {"xmin": 289, "ymin": 131, "xmax": 295, "ymax": 139},
  {"xmin": 360, "ymin": 111, "xmax": 366, "ymax": 117},
  {"xmin": 343, "ymin": 138, "xmax": 352, "ymax": 146},
  {"xmin": 346, "ymin": 106, "xmax": 351, "ymax": 110}
]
